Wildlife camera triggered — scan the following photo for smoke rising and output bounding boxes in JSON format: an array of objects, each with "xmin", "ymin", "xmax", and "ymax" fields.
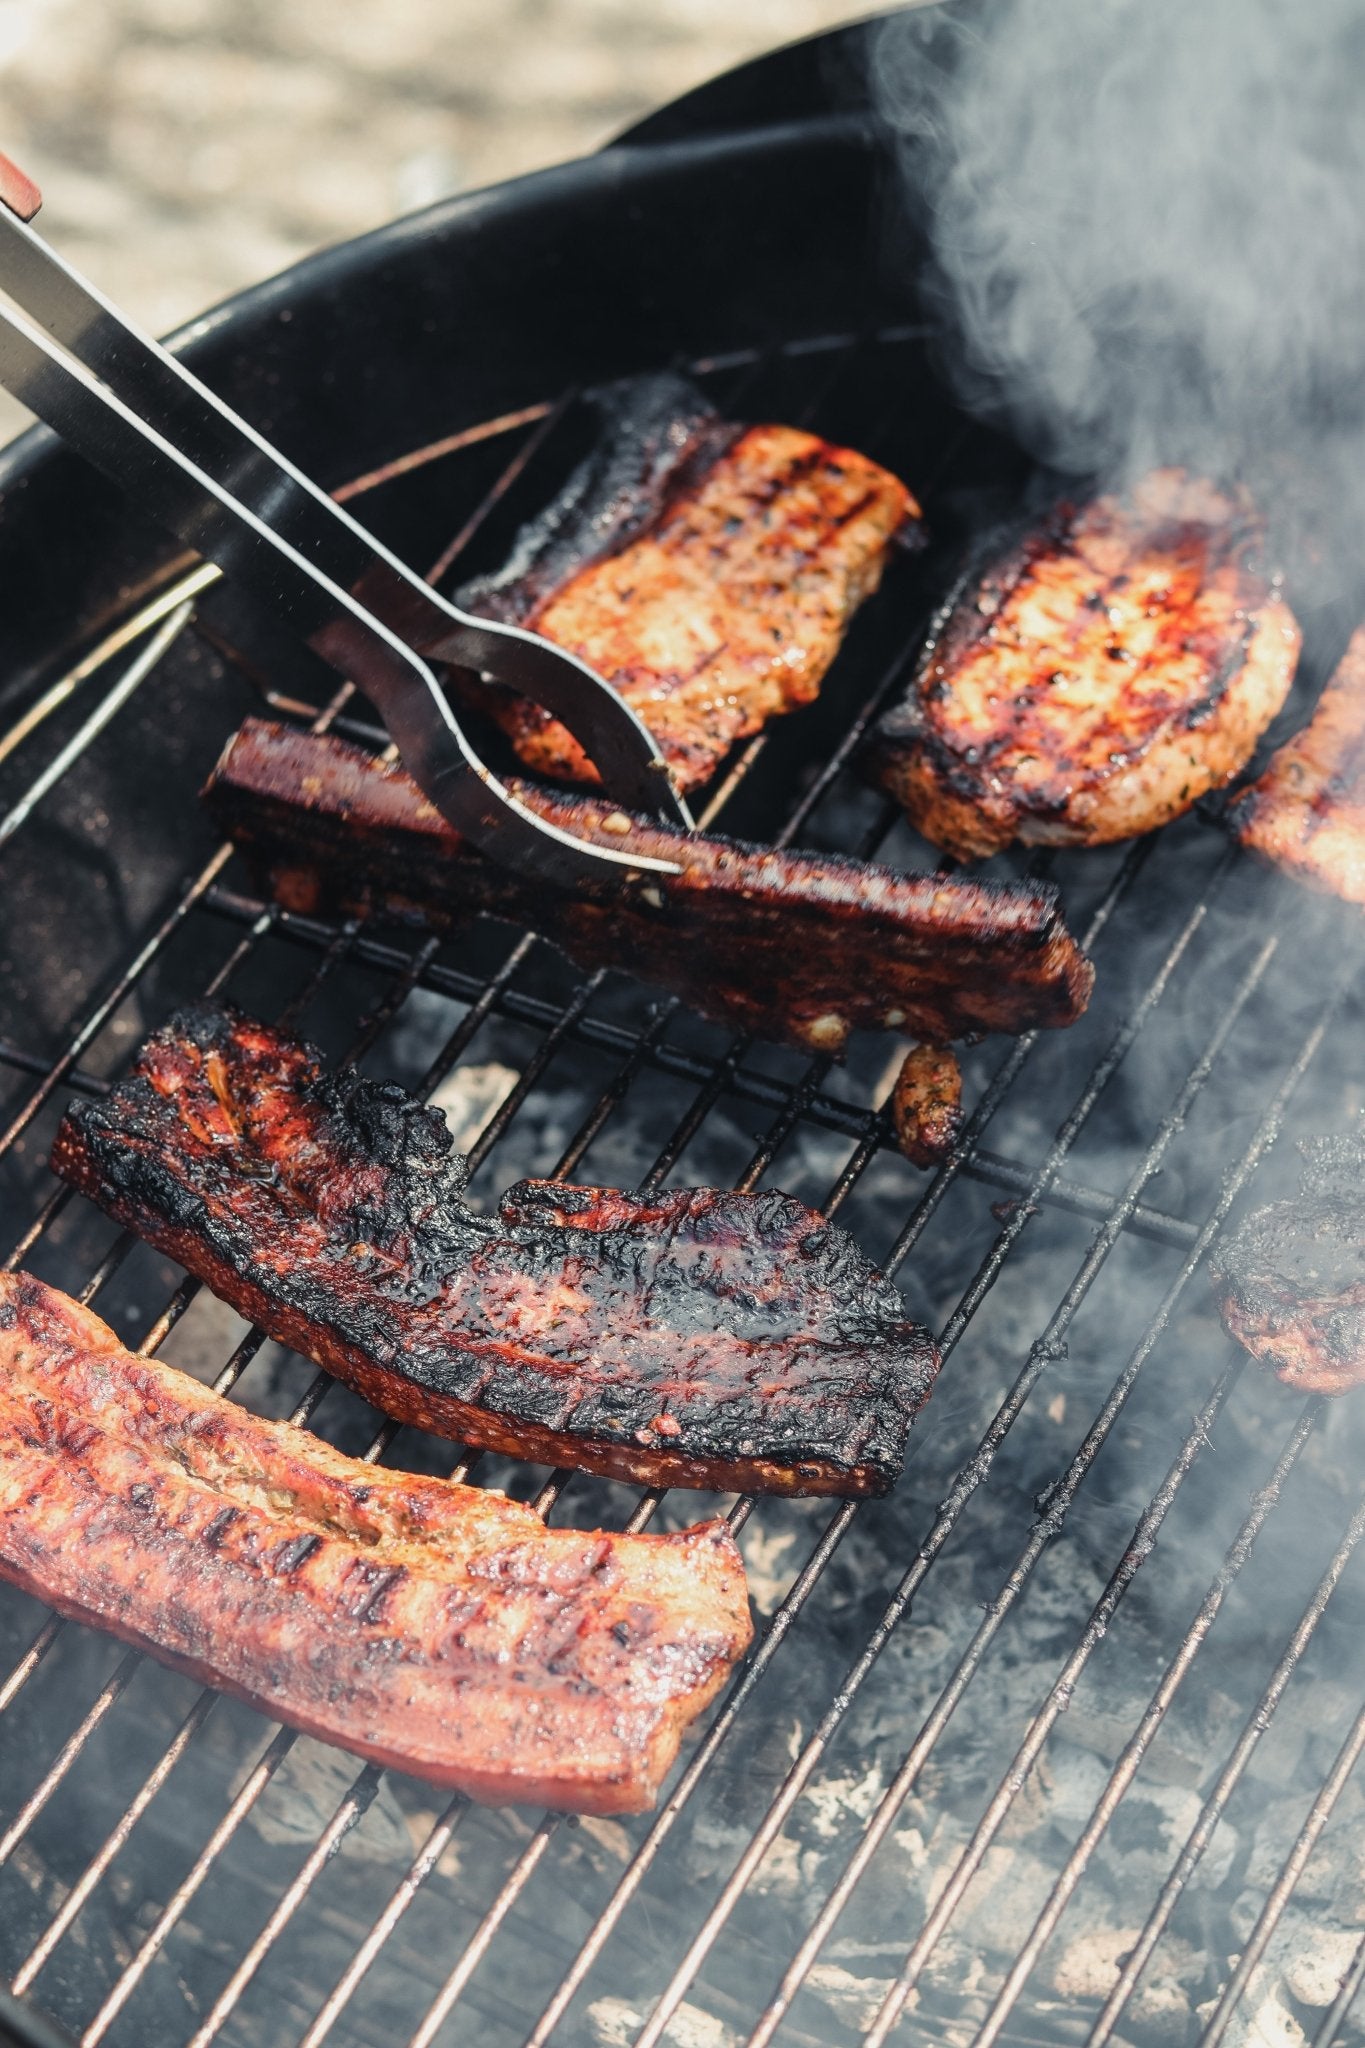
[{"xmin": 873, "ymin": 0, "xmax": 1365, "ymax": 584}]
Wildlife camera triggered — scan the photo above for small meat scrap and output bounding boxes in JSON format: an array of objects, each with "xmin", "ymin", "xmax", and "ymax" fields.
[
  {"xmin": 868, "ymin": 469, "xmax": 1300, "ymax": 859},
  {"xmin": 1230, "ymin": 624, "xmax": 1365, "ymax": 904},
  {"xmin": 52, "ymin": 1005, "xmax": 941, "ymax": 1498},
  {"xmin": 0, "ymin": 1272, "xmax": 751, "ymax": 1813},
  {"xmin": 892, "ymin": 1044, "xmax": 964, "ymax": 1168},
  {"xmin": 205, "ymin": 719, "xmax": 1095, "ymax": 1054},
  {"xmin": 1210, "ymin": 1124, "xmax": 1365, "ymax": 1395},
  {"xmin": 458, "ymin": 374, "xmax": 922, "ymax": 792}
]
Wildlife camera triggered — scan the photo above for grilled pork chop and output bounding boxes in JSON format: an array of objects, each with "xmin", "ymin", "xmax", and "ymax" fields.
[
  {"xmin": 52, "ymin": 1005, "xmax": 939, "ymax": 1497},
  {"xmin": 0, "ymin": 1272, "xmax": 751, "ymax": 1812},
  {"xmin": 459, "ymin": 375, "xmax": 920, "ymax": 792},
  {"xmin": 1210, "ymin": 1127, "xmax": 1365, "ymax": 1396},
  {"xmin": 869, "ymin": 469, "xmax": 1300, "ymax": 859},
  {"xmin": 206, "ymin": 719, "xmax": 1095, "ymax": 1054},
  {"xmin": 1230, "ymin": 624, "xmax": 1365, "ymax": 904}
]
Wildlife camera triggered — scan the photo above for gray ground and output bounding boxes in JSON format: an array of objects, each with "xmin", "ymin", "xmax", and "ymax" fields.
[{"xmin": 0, "ymin": 0, "xmax": 873, "ymax": 443}]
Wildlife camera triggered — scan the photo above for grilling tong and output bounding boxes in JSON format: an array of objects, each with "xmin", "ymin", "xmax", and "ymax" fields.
[{"xmin": 0, "ymin": 156, "xmax": 693, "ymax": 884}]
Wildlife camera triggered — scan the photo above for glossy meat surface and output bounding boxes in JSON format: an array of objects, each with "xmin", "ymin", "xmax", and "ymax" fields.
[
  {"xmin": 1210, "ymin": 1129, "xmax": 1365, "ymax": 1396},
  {"xmin": 206, "ymin": 719, "xmax": 1094, "ymax": 1053},
  {"xmin": 1231, "ymin": 625, "xmax": 1365, "ymax": 903},
  {"xmin": 891, "ymin": 1044, "xmax": 964, "ymax": 1168},
  {"xmin": 461, "ymin": 375, "xmax": 920, "ymax": 791},
  {"xmin": 870, "ymin": 469, "xmax": 1300, "ymax": 858},
  {"xmin": 0, "ymin": 1273, "xmax": 751, "ymax": 1812},
  {"xmin": 52, "ymin": 1006, "xmax": 939, "ymax": 1497}
]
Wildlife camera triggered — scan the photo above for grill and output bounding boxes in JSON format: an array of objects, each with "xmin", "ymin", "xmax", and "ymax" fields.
[{"xmin": 3, "ymin": 14, "xmax": 1365, "ymax": 2047}]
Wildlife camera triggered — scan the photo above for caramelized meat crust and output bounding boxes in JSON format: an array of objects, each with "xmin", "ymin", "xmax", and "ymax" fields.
[
  {"xmin": 1230, "ymin": 625, "xmax": 1365, "ymax": 903},
  {"xmin": 205, "ymin": 720, "xmax": 1094, "ymax": 1054},
  {"xmin": 52, "ymin": 1006, "xmax": 939, "ymax": 1498},
  {"xmin": 460, "ymin": 376, "xmax": 920, "ymax": 792},
  {"xmin": 0, "ymin": 1273, "xmax": 750, "ymax": 1812},
  {"xmin": 1210, "ymin": 1129, "xmax": 1365, "ymax": 1396},
  {"xmin": 891, "ymin": 1045, "xmax": 964, "ymax": 1169},
  {"xmin": 869, "ymin": 469, "xmax": 1300, "ymax": 858}
]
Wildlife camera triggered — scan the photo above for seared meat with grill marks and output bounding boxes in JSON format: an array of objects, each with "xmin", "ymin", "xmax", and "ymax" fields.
[
  {"xmin": 1230, "ymin": 624, "xmax": 1365, "ymax": 904},
  {"xmin": 205, "ymin": 719, "xmax": 1094, "ymax": 1055},
  {"xmin": 868, "ymin": 469, "xmax": 1300, "ymax": 859},
  {"xmin": 52, "ymin": 1006, "xmax": 939, "ymax": 1497},
  {"xmin": 0, "ymin": 1272, "xmax": 751, "ymax": 1812},
  {"xmin": 457, "ymin": 374, "xmax": 921, "ymax": 792},
  {"xmin": 1210, "ymin": 1126, "xmax": 1365, "ymax": 1395}
]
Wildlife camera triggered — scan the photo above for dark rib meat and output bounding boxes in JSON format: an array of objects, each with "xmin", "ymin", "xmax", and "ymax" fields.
[
  {"xmin": 204, "ymin": 719, "xmax": 1095, "ymax": 1054},
  {"xmin": 456, "ymin": 373, "xmax": 921, "ymax": 792},
  {"xmin": 868, "ymin": 469, "xmax": 1300, "ymax": 859},
  {"xmin": 1230, "ymin": 623, "xmax": 1365, "ymax": 904},
  {"xmin": 0, "ymin": 1273, "xmax": 751, "ymax": 1813},
  {"xmin": 52, "ymin": 1005, "xmax": 939, "ymax": 1497},
  {"xmin": 1210, "ymin": 1126, "xmax": 1365, "ymax": 1396}
]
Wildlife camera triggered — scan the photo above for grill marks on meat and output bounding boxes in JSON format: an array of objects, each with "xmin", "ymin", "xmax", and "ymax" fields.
[
  {"xmin": 1230, "ymin": 624, "xmax": 1365, "ymax": 904},
  {"xmin": 52, "ymin": 1006, "xmax": 939, "ymax": 1497},
  {"xmin": 868, "ymin": 469, "xmax": 1301, "ymax": 859},
  {"xmin": 458, "ymin": 376, "xmax": 920, "ymax": 793},
  {"xmin": 205, "ymin": 720, "xmax": 1094, "ymax": 1054},
  {"xmin": 1210, "ymin": 1128, "xmax": 1365, "ymax": 1396},
  {"xmin": 0, "ymin": 1273, "xmax": 751, "ymax": 1812}
]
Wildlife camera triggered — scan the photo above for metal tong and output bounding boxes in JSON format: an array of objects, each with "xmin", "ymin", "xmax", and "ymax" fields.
[{"xmin": 0, "ymin": 154, "xmax": 693, "ymax": 885}]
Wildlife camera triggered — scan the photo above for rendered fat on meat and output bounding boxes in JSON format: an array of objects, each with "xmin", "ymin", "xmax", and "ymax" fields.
[
  {"xmin": 457, "ymin": 374, "xmax": 922, "ymax": 792},
  {"xmin": 1230, "ymin": 623, "xmax": 1365, "ymax": 904},
  {"xmin": 0, "ymin": 1272, "xmax": 752, "ymax": 1813},
  {"xmin": 52, "ymin": 1005, "xmax": 941, "ymax": 1498}
]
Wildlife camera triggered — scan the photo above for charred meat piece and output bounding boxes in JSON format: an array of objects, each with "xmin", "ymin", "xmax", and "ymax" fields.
[
  {"xmin": 868, "ymin": 469, "xmax": 1300, "ymax": 859},
  {"xmin": 52, "ymin": 1005, "xmax": 939, "ymax": 1498},
  {"xmin": 205, "ymin": 720, "xmax": 1094, "ymax": 1054},
  {"xmin": 1210, "ymin": 1127, "xmax": 1365, "ymax": 1395},
  {"xmin": 892, "ymin": 1044, "xmax": 964, "ymax": 1169},
  {"xmin": 457, "ymin": 374, "xmax": 921, "ymax": 792},
  {"xmin": 0, "ymin": 1272, "xmax": 751, "ymax": 1813},
  {"xmin": 1230, "ymin": 624, "xmax": 1365, "ymax": 904}
]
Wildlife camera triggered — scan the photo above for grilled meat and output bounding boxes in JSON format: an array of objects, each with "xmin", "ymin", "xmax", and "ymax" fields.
[
  {"xmin": 52, "ymin": 1005, "xmax": 939, "ymax": 1497},
  {"xmin": 205, "ymin": 719, "xmax": 1095, "ymax": 1054},
  {"xmin": 1230, "ymin": 624, "xmax": 1365, "ymax": 904},
  {"xmin": 892, "ymin": 1044, "xmax": 964, "ymax": 1169},
  {"xmin": 0, "ymin": 1272, "xmax": 751, "ymax": 1812},
  {"xmin": 1210, "ymin": 1127, "xmax": 1365, "ymax": 1395},
  {"xmin": 458, "ymin": 374, "xmax": 921, "ymax": 792},
  {"xmin": 868, "ymin": 469, "xmax": 1301, "ymax": 859}
]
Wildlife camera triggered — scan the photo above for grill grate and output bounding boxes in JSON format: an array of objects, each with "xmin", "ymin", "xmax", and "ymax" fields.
[{"xmin": 2, "ymin": 327, "xmax": 1365, "ymax": 2048}]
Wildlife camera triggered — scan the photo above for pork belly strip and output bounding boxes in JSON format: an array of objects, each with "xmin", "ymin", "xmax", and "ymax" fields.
[
  {"xmin": 0, "ymin": 1273, "xmax": 751, "ymax": 1813},
  {"xmin": 457, "ymin": 374, "xmax": 922, "ymax": 792},
  {"xmin": 868, "ymin": 469, "xmax": 1300, "ymax": 859},
  {"xmin": 1230, "ymin": 625, "xmax": 1365, "ymax": 904},
  {"xmin": 204, "ymin": 720, "xmax": 1094, "ymax": 1053},
  {"xmin": 1210, "ymin": 1128, "xmax": 1365, "ymax": 1397},
  {"xmin": 52, "ymin": 1005, "xmax": 939, "ymax": 1498}
]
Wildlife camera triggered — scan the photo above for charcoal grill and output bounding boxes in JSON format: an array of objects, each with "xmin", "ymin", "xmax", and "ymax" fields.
[{"xmin": 3, "ymin": 9, "xmax": 1365, "ymax": 2047}]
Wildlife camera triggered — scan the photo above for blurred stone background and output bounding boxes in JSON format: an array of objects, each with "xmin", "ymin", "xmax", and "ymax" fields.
[{"xmin": 0, "ymin": 0, "xmax": 874, "ymax": 442}]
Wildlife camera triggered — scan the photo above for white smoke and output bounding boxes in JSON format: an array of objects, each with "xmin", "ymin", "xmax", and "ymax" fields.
[{"xmin": 873, "ymin": 0, "xmax": 1365, "ymax": 584}]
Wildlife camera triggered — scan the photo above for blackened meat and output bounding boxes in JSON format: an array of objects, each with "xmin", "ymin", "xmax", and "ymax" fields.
[
  {"xmin": 204, "ymin": 719, "xmax": 1095, "ymax": 1055},
  {"xmin": 0, "ymin": 1272, "xmax": 751, "ymax": 1813},
  {"xmin": 1210, "ymin": 1125, "xmax": 1365, "ymax": 1395},
  {"xmin": 51, "ymin": 1006, "xmax": 940, "ymax": 1497}
]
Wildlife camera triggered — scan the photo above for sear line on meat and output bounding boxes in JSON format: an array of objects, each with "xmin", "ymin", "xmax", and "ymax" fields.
[
  {"xmin": 52, "ymin": 1005, "xmax": 940, "ymax": 1498},
  {"xmin": 868, "ymin": 468, "xmax": 1300, "ymax": 859},
  {"xmin": 0, "ymin": 1272, "xmax": 751, "ymax": 1812}
]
